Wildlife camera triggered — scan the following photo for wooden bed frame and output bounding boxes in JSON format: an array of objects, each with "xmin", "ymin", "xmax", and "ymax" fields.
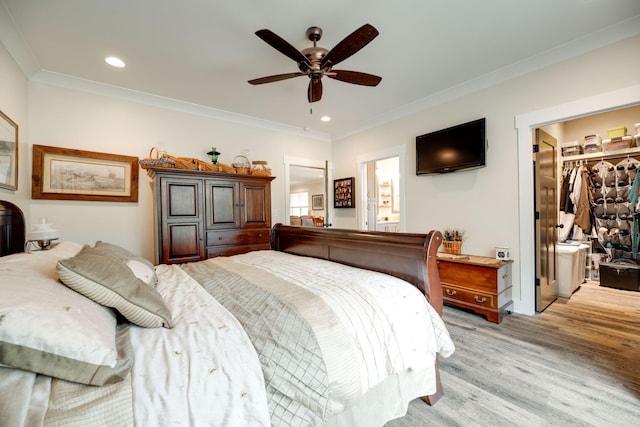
[
  {"xmin": 0, "ymin": 200, "xmax": 25, "ymax": 257},
  {"xmin": 270, "ymin": 223, "xmax": 445, "ymax": 405}
]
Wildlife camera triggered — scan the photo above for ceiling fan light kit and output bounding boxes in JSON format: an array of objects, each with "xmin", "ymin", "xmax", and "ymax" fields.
[{"xmin": 248, "ymin": 24, "xmax": 382, "ymax": 104}]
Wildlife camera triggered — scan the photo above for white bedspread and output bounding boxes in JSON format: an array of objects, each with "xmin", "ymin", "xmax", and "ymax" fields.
[
  {"xmin": 128, "ymin": 264, "xmax": 271, "ymax": 427},
  {"xmin": 229, "ymin": 251, "xmax": 455, "ymax": 394}
]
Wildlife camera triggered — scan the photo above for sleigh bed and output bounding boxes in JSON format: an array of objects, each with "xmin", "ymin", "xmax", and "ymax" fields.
[{"xmin": 0, "ymin": 201, "xmax": 454, "ymax": 426}]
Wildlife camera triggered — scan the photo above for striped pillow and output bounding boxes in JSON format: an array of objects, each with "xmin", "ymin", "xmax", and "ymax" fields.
[{"xmin": 57, "ymin": 245, "xmax": 172, "ymax": 328}]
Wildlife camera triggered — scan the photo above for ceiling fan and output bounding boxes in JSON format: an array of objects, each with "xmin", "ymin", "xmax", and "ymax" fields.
[{"xmin": 248, "ymin": 24, "xmax": 382, "ymax": 103}]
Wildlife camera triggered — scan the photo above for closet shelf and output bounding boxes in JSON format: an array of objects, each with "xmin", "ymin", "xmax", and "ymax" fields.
[{"xmin": 562, "ymin": 146, "xmax": 640, "ymax": 162}]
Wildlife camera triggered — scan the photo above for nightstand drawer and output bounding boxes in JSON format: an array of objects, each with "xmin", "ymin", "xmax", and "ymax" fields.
[
  {"xmin": 206, "ymin": 229, "xmax": 270, "ymax": 247},
  {"xmin": 442, "ymin": 285, "xmax": 496, "ymax": 309}
]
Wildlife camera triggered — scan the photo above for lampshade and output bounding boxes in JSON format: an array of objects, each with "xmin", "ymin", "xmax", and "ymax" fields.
[{"xmin": 26, "ymin": 218, "xmax": 60, "ymax": 249}]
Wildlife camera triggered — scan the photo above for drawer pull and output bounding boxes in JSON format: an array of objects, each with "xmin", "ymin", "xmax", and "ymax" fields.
[
  {"xmin": 474, "ymin": 295, "xmax": 487, "ymax": 303},
  {"xmin": 218, "ymin": 236, "xmax": 223, "ymax": 240},
  {"xmin": 502, "ymin": 274, "xmax": 509, "ymax": 279},
  {"xmin": 445, "ymin": 289, "xmax": 457, "ymax": 296},
  {"xmin": 258, "ymin": 233, "xmax": 262, "ymax": 238}
]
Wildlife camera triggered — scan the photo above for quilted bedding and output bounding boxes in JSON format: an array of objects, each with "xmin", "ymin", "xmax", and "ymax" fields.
[{"xmin": 1, "ymin": 249, "xmax": 454, "ymax": 426}]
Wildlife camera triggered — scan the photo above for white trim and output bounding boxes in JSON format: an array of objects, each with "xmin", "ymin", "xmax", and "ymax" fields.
[
  {"xmin": 515, "ymin": 84, "xmax": 640, "ymax": 315},
  {"xmin": 30, "ymin": 70, "xmax": 332, "ymax": 142},
  {"xmin": 356, "ymin": 145, "xmax": 407, "ymax": 232},
  {"xmin": 337, "ymin": 16, "xmax": 640, "ymax": 141}
]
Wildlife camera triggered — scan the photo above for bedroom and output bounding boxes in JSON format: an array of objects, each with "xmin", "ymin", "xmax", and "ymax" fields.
[{"xmin": 1, "ymin": 0, "xmax": 639, "ymax": 425}]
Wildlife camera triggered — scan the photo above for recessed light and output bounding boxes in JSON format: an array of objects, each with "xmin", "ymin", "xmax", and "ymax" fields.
[
  {"xmin": 105, "ymin": 56, "xmax": 126, "ymax": 68},
  {"xmin": 320, "ymin": 116, "xmax": 331, "ymax": 122}
]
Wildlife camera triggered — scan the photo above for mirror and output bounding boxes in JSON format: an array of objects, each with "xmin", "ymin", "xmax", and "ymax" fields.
[{"xmin": 287, "ymin": 161, "xmax": 328, "ymax": 227}]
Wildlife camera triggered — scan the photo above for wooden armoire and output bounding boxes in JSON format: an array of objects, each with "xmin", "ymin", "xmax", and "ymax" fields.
[{"xmin": 148, "ymin": 167, "xmax": 275, "ymax": 264}]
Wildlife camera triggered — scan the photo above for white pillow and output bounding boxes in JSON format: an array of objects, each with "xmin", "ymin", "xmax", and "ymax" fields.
[{"xmin": 0, "ymin": 244, "xmax": 132, "ymax": 386}]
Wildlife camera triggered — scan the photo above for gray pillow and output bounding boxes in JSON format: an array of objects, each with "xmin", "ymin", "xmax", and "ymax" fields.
[
  {"xmin": 94, "ymin": 241, "xmax": 158, "ymax": 286},
  {"xmin": 57, "ymin": 245, "xmax": 172, "ymax": 328}
]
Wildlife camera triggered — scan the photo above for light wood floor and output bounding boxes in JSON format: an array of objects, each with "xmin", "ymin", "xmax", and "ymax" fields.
[{"xmin": 387, "ymin": 281, "xmax": 640, "ymax": 426}]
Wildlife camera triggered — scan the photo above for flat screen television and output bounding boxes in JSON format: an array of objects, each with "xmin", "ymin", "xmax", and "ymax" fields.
[{"xmin": 416, "ymin": 118, "xmax": 486, "ymax": 175}]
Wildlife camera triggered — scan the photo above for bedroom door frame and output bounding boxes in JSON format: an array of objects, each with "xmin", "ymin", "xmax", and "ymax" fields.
[
  {"xmin": 515, "ymin": 83, "xmax": 640, "ymax": 316},
  {"xmin": 356, "ymin": 145, "xmax": 406, "ymax": 232}
]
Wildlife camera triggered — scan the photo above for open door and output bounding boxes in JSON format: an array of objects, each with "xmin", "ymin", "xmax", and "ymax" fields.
[{"xmin": 534, "ymin": 129, "xmax": 559, "ymax": 312}]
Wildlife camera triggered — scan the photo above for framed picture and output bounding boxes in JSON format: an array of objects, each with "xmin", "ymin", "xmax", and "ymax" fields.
[
  {"xmin": 0, "ymin": 110, "xmax": 18, "ymax": 191},
  {"xmin": 32, "ymin": 145, "xmax": 139, "ymax": 202},
  {"xmin": 334, "ymin": 177, "xmax": 355, "ymax": 208},
  {"xmin": 312, "ymin": 194, "xmax": 324, "ymax": 210}
]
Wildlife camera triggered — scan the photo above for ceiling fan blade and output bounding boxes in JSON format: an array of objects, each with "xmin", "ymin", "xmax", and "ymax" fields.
[
  {"xmin": 308, "ymin": 79, "xmax": 323, "ymax": 103},
  {"xmin": 255, "ymin": 29, "xmax": 312, "ymax": 68},
  {"xmin": 248, "ymin": 72, "xmax": 305, "ymax": 85},
  {"xmin": 328, "ymin": 70, "xmax": 382, "ymax": 86},
  {"xmin": 320, "ymin": 23, "xmax": 379, "ymax": 69}
]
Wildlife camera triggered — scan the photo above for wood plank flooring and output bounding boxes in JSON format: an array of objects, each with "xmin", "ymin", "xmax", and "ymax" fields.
[{"xmin": 386, "ymin": 281, "xmax": 640, "ymax": 426}]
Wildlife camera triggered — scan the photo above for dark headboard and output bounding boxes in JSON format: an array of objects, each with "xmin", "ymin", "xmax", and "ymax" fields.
[
  {"xmin": 270, "ymin": 224, "xmax": 443, "ymax": 315},
  {"xmin": 0, "ymin": 201, "xmax": 25, "ymax": 256}
]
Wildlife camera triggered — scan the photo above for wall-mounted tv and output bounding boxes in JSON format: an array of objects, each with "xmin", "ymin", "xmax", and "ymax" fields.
[{"xmin": 416, "ymin": 118, "xmax": 486, "ymax": 175}]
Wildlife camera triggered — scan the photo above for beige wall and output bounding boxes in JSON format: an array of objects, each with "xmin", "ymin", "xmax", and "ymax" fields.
[
  {"xmin": 332, "ymin": 34, "xmax": 640, "ymax": 307},
  {"xmin": 0, "ymin": 35, "xmax": 330, "ymax": 260},
  {"xmin": 25, "ymin": 83, "xmax": 330, "ymax": 260},
  {"xmin": 0, "ymin": 41, "xmax": 29, "ymax": 214}
]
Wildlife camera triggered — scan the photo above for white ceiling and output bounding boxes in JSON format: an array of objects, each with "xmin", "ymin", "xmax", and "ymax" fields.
[{"xmin": 2, "ymin": 0, "xmax": 640, "ymax": 141}]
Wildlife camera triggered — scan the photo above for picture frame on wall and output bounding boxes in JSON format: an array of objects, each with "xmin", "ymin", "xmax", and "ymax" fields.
[
  {"xmin": 0, "ymin": 110, "xmax": 19, "ymax": 191},
  {"xmin": 312, "ymin": 194, "xmax": 324, "ymax": 210},
  {"xmin": 32, "ymin": 144, "xmax": 139, "ymax": 202},
  {"xmin": 334, "ymin": 177, "xmax": 354, "ymax": 208}
]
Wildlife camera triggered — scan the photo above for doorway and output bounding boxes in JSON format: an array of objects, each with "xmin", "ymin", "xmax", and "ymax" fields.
[
  {"xmin": 363, "ymin": 157, "xmax": 400, "ymax": 231},
  {"xmin": 357, "ymin": 145, "xmax": 406, "ymax": 231},
  {"xmin": 516, "ymin": 83, "xmax": 640, "ymax": 315}
]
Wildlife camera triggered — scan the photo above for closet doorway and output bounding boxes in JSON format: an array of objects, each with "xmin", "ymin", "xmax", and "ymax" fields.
[
  {"xmin": 534, "ymin": 104, "xmax": 640, "ymax": 311},
  {"xmin": 516, "ymin": 84, "xmax": 640, "ymax": 315}
]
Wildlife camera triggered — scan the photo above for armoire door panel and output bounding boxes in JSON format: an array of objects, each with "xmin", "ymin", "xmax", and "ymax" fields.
[
  {"xmin": 206, "ymin": 181, "xmax": 239, "ymax": 228},
  {"xmin": 244, "ymin": 186, "xmax": 266, "ymax": 224},
  {"xmin": 167, "ymin": 182, "xmax": 199, "ymax": 217},
  {"xmin": 165, "ymin": 223, "xmax": 202, "ymax": 262},
  {"xmin": 241, "ymin": 183, "xmax": 271, "ymax": 228}
]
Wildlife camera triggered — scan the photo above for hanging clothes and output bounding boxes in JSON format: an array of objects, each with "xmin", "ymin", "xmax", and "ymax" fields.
[{"xmin": 574, "ymin": 164, "xmax": 594, "ymax": 233}]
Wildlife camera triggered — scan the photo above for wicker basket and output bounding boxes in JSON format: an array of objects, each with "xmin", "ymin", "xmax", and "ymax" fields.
[
  {"xmin": 232, "ymin": 155, "xmax": 251, "ymax": 175},
  {"xmin": 251, "ymin": 160, "xmax": 271, "ymax": 176},
  {"xmin": 139, "ymin": 147, "xmax": 176, "ymax": 169},
  {"xmin": 217, "ymin": 163, "xmax": 236, "ymax": 174},
  {"xmin": 443, "ymin": 240, "xmax": 463, "ymax": 255}
]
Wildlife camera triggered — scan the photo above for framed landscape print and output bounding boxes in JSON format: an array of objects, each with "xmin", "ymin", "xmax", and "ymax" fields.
[
  {"xmin": 0, "ymin": 110, "xmax": 18, "ymax": 191},
  {"xmin": 334, "ymin": 177, "xmax": 354, "ymax": 208},
  {"xmin": 312, "ymin": 194, "xmax": 324, "ymax": 210},
  {"xmin": 32, "ymin": 145, "xmax": 139, "ymax": 202}
]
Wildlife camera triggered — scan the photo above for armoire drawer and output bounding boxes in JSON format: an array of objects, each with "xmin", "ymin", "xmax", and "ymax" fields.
[
  {"xmin": 206, "ymin": 243, "xmax": 271, "ymax": 258},
  {"xmin": 206, "ymin": 228, "xmax": 270, "ymax": 247},
  {"xmin": 442, "ymin": 284, "xmax": 497, "ymax": 309}
]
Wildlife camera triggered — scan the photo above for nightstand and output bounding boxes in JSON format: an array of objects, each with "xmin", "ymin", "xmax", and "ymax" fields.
[{"xmin": 437, "ymin": 253, "xmax": 513, "ymax": 323}]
